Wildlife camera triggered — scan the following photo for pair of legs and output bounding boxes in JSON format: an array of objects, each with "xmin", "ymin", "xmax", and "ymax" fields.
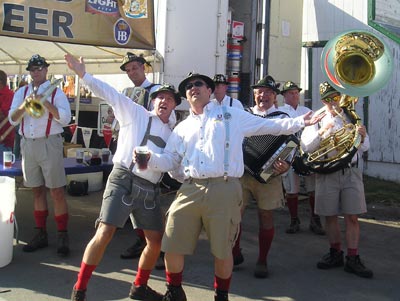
[
  {"xmin": 283, "ymin": 170, "xmax": 324, "ymax": 234},
  {"xmin": 233, "ymin": 174, "xmax": 280, "ymax": 278},
  {"xmin": 162, "ymin": 177, "xmax": 241, "ymax": 301},
  {"xmin": 315, "ymin": 167, "xmax": 372, "ymax": 278},
  {"xmin": 80, "ymin": 222, "xmax": 162, "ymax": 270}
]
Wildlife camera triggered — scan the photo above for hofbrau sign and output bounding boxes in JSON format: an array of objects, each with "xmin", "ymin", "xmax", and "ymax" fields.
[{"xmin": 0, "ymin": 0, "xmax": 155, "ymax": 49}]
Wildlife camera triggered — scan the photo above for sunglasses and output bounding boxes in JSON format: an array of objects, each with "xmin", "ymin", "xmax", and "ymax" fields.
[
  {"xmin": 29, "ymin": 66, "xmax": 44, "ymax": 72},
  {"xmin": 323, "ymin": 95, "xmax": 341, "ymax": 103},
  {"xmin": 185, "ymin": 80, "xmax": 205, "ymax": 91}
]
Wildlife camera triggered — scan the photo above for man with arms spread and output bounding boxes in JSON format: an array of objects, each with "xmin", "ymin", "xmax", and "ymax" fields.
[
  {"xmin": 9, "ymin": 55, "xmax": 71, "ymax": 256},
  {"xmin": 144, "ymin": 72, "xmax": 321, "ymax": 301},
  {"xmin": 65, "ymin": 54, "xmax": 181, "ymax": 301}
]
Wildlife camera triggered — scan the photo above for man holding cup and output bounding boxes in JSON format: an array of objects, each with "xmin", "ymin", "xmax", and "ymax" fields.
[{"xmin": 64, "ymin": 54, "xmax": 181, "ymax": 301}]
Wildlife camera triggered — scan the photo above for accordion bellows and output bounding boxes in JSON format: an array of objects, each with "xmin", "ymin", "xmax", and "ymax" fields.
[{"xmin": 243, "ymin": 111, "xmax": 299, "ymax": 183}]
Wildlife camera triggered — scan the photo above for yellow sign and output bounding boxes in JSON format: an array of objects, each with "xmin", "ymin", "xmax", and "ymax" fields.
[{"xmin": 0, "ymin": 0, "xmax": 155, "ymax": 49}]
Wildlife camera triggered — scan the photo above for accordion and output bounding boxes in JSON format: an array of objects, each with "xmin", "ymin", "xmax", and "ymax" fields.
[{"xmin": 243, "ymin": 111, "xmax": 299, "ymax": 183}]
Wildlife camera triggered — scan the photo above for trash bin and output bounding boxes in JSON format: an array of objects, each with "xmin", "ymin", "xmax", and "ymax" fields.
[{"xmin": 0, "ymin": 176, "xmax": 16, "ymax": 268}]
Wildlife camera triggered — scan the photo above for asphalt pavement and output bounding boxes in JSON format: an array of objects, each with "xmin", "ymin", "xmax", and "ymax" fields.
[{"xmin": 0, "ymin": 184, "xmax": 399, "ymax": 301}]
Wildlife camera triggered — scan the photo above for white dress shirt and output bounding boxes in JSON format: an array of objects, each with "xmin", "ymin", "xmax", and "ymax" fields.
[
  {"xmin": 82, "ymin": 73, "xmax": 174, "ymax": 184},
  {"xmin": 211, "ymin": 95, "xmax": 244, "ymax": 110},
  {"xmin": 9, "ymin": 81, "xmax": 71, "ymax": 138},
  {"xmin": 149, "ymin": 101, "xmax": 306, "ymax": 179},
  {"xmin": 301, "ymin": 109, "xmax": 370, "ymax": 164}
]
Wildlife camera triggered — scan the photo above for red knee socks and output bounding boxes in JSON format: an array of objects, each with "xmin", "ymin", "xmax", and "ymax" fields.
[
  {"xmin": 75, "ymin": 262, "xmax": 97, "ymax": 290},
  {"xmin": 166, "ymin": 270, "xmax": 183, "ymax": 287},
  {"xmin": 134, "ymin": 268, "xmax": 151, "ymax": 286},
  {"xmin": 258, "ymin": 228, "xmax": 275, "ymax": 264},
  {"xmin": 55, "ymin": 213, "xmax": 69, "ymax": 232},
  {"xmin": 286, "ymin": 196, "xmax": 298, "ymax": 219},
  {"xmin": 34, "ymin": 210, "xmax": 49, "ymax": 229}
]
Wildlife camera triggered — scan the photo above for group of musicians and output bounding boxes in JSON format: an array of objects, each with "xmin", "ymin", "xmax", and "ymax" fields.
[{"xmin": 0, "ymin": 53, "xmax": 372, "ymax": 301}]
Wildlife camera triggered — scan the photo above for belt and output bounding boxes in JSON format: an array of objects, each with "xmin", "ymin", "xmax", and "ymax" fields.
[{"xmin": 185, "ymin": 176, "xmax": 237, "ymax": 184}]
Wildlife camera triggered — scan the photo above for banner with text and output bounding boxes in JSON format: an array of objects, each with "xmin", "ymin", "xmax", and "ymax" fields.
[{"xmin": 0, "ymin": 0, "xmax": 155, "ymax": 49}]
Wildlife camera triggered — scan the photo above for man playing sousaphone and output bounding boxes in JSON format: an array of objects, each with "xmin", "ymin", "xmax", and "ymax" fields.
[{"xmin": 300, "ymin": 82, "xmax": 373, "ymax": 278}]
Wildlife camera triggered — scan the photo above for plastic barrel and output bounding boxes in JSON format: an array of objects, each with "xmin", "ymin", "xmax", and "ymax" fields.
[{"xmin": 0, "ymin": 176, "xmax": 16, "ymax": 268}]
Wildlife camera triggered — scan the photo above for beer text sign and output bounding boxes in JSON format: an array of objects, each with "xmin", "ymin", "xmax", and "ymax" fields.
[{"xmin": 0, "ymin": 0, "xmax": 155, "ymax": 49}]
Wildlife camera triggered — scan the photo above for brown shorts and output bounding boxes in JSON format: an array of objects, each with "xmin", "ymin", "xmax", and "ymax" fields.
[
  {"xmin": 241, "ymin": 173, "xmax": 284, "ymax": 210},
  {"xmin": 162, "ymin": 177, "xmax": 242, "ymax": 259}
]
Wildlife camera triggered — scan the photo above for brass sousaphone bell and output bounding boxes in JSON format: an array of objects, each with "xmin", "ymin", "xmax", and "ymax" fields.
[
  {"xmin": 294, "ymin": 30, "xmax": 393, "ymax": 174},
  {"xmin": 321, "ymin": 29, "xmax": 393, "ymax": 97}
]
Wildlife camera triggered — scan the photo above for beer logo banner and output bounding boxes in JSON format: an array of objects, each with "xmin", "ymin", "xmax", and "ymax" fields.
[{"xmin": 0, "ymin": 0, "xmax": 155, "ymax": 49}]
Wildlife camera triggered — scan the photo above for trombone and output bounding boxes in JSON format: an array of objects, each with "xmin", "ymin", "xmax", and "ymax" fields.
[{"xmin": 0, "ymin": 78, "xmax": 63, "ymax": 143}]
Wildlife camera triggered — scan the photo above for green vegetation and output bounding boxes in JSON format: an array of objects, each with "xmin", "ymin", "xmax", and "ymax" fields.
[{"xmin": 363, "ymin": 175, "xmax": 400, "ymax": 205}]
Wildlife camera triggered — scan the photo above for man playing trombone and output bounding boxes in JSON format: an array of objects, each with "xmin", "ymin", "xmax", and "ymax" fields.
[{"xmin": 8, "ymin": 54, "xmax": 72, "ymax": 257}]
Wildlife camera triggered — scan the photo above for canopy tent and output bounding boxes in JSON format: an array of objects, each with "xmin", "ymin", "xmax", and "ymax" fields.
[{"xmin": 0, "ymin": 35, "xmax": 162, "ymax": 76}]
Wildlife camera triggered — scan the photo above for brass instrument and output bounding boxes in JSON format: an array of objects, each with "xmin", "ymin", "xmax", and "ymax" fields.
[
  {"xmin": 293, "ymin": 30, "xmax": 393, "ymax": 174},
  {"xmin": 24, "ymin": 78, "xmax": 63, "ymax": 118},
  {"xmin": 0, "ymin": 79, "xmax": 62, "ymax": 142},
  {"xmin": 305, "ymin": 95, "xmax": 361, "ymax": 168}
]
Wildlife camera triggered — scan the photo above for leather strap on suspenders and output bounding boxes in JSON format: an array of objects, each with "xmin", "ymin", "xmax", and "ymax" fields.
[
  {"xmin": 129, "ymin": 116, "xmax": 167, "ymax": 171},
  {"xmin": 21, "ymin": 85, "xmax": 57, "ymax": 137}
]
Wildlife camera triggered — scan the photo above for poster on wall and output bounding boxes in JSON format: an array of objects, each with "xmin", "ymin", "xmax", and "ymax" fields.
[{"xmin": 0, "ymin": 0, "xmax": 155, "ymax": 49}]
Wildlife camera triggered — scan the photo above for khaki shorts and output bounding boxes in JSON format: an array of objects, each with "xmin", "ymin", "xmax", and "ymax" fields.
[
  {"xmin": 162, "ymin": 177, "xmax": 242, "ymax": 259},
  {"xmin": 315, "ymin": 167, "xmax": 367, "ymax": 216},
  {"xmin": 21, "ymin": 134, "xmax": 66, "ymax": 188},
  {"xmin": 240, "ymin": 173, "xmax": 284, "ymax": 210},
  {"xmin": 282, "ymin": 168, "xmax": 315, "ymax": 194}
]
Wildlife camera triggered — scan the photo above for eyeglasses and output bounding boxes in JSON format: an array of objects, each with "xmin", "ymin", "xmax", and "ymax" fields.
[
  {"xmin": 323, "ymin": 95, "xmax": 341, "ymax": 103},
  {"xmin": 185, "ymin": 80, "xmax": 205, "ymax": 90},
  {"xmin": 29, "ymin": 66, "xmax": 44, "ymax": 72}
]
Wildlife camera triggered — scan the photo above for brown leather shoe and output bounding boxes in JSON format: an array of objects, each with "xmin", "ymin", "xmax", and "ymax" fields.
[
  {"xmin": 71, "ymin": 287, "xmax": 86, "ymax": 301},
  {"xmin": 57, "ymin": 231, "xmax": 70, "ymax": 256},
  {"xmin": 309, "ymin": 216, "xmax": 325, "ymax": 235},
  {"xmin": 286, "ymin": 217, "xmax": 300, "ymax": 234},
  {"xmin": 129, "ymin": 284, "xmax": 163, "ymax": 300},
  {"xmin": 22, "ymin": 228, "xmax": 48, "ymax": 252}
]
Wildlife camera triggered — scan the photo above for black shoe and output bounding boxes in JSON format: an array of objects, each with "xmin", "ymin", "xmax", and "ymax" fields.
[
  {"xmin": 344, "ymin": 255, "xmax": 373, "ymax": 278},
  {"xmin": 71, "ymin": 287, "xmax": 86, "ymax": 301},
  {"xmin": 129, "ymin": 284, "xmax": 163, "ymax": 301},
  {"xmin": 233, "ymin": 249, "xmax": 244, "ymax": 266},
  {"xmin": 57, "ymin": 231, "xmax": 70, "ymax": 256},
  {"xmin": 214, "ymin": 289, "xmax": 229, "ymax": 301},
  {"xmin": 286, "ymin": 217, "xmax": 300, "ymax": 234},
  {"xmin": 162, "ymin": 284, "xmax": 187, "ymax": 301},
  {"xmin": 317, "ymin": 248, "xmax": 344, "ymax": 269},
  {"xmin": 254, "ymin": 262, "xmax": 268, "ymax": 278},
  {"xmin": 23, "ymin": 228, "xmax": 48, "ymax": 252},
  {"xmin": 120, "ymin": 238, "xmax": 146, "ymax": 259},
  {"xmin": 155, "ymin": 252, "xmax": 165, "ymax": 270},
  {"xmin": 309, "ymin": 216, "xmax": 325, "ymax": 235}
]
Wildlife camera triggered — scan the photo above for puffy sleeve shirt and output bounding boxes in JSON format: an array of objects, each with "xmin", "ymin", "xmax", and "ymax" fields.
[
  {"xmin": 80, "ymin": 73, "xmax": 173, "ymax": 184},
  {"xmin": 300, "ymin": 109, "xmax": 370, "ymax": 164},
  {"xmin": 9, "ymin": 81, "xmax": 71, "ymax": 138},
  {"xmin": 148, "ymin": 102, "xmax": 306, "ymax": 179}
]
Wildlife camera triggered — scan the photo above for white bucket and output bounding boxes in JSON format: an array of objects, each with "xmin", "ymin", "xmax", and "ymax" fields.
[{"xmin": 0, "ymin": 176, "xmax": 16, "ymax": 268}]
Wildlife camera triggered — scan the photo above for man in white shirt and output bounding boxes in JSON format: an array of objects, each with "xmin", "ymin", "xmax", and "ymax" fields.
[
  {"xmin": 232, "ymin": 75, "xmax": 291, "ymax": 279},
  {"xmin": 65, "ymin": 54, "xmax": 181, "ymax": 301},
  {"xmin": 301, "ymin": 81, "xmax": 372, "ymax": 279},
  {"xmin": 211, "ymin": 74, "xmax": 244, "ymax": 109},
  {"xmin": 279, "ymin": 81, "xmax": 325, "ymax": 235},
  {"xmin": 9, "ymin": 54, "xmax": 71, "ymax": 257},
  {"xmin": 145, "ymin": 72, "xmax": 322, "ymax": 301}
]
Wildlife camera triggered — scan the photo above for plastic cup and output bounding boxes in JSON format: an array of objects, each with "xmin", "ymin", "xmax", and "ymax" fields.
[
  {"xmin": 3, "ymin": 151, "xmax": 15, "ymax": 168},
  {"xmin": 101, "ymin": 148, "xmax": 111, "ymax": 163},
  {"xmin": 135, "ymin": 146, "xmax": 149, "ymax": 171}
]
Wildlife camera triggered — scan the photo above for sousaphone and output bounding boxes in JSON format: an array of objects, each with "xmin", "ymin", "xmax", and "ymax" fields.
[{"xmin": 293, "ymin": 29, "xmax": 393, "ymax": 175}]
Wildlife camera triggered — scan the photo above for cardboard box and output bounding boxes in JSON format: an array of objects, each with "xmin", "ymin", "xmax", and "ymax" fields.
[{"xmin": 63, "ymin": 142, "xmax": 82, "ymax": 157}]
